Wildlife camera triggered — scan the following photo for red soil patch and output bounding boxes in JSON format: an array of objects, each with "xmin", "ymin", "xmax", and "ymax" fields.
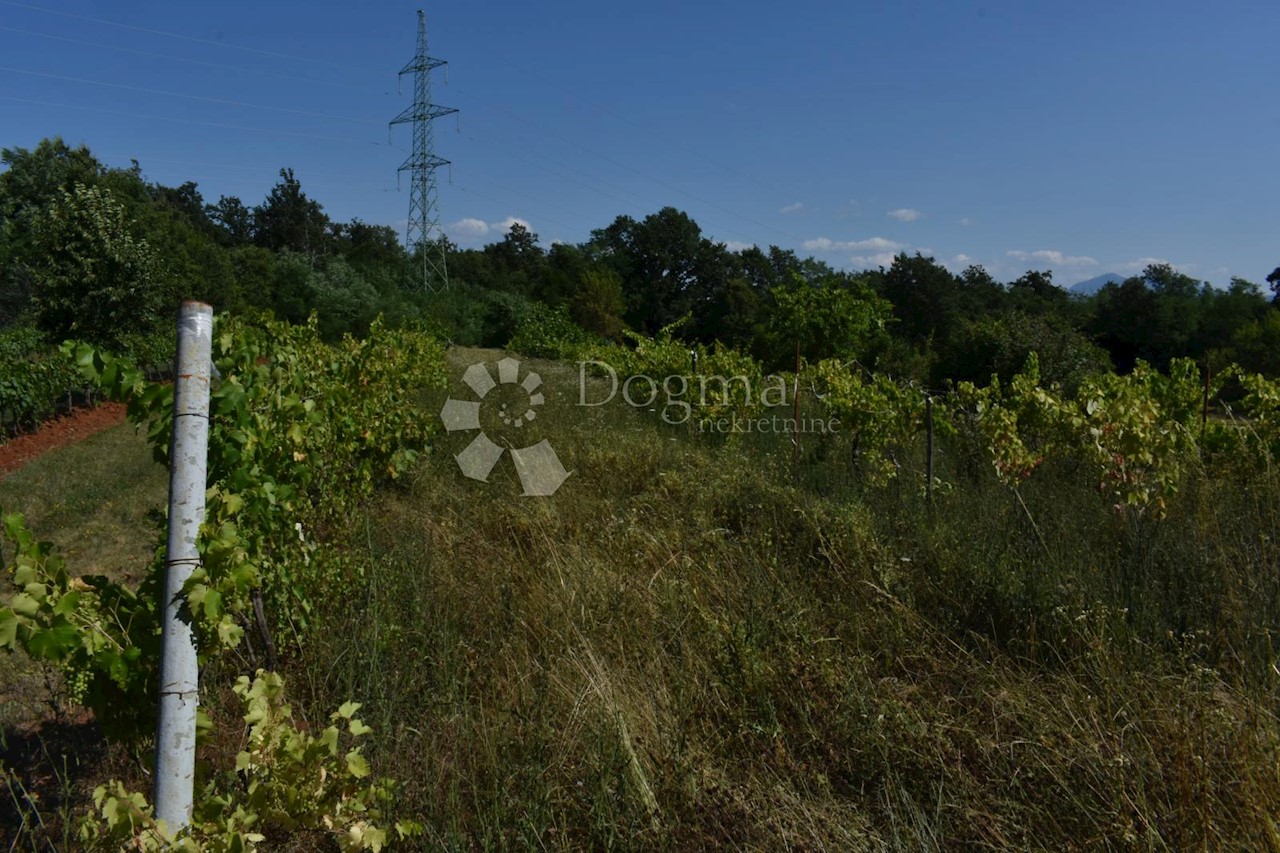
[{"xmin": 0, "ymin": 403, "xmax": 128, "ymax": 478}]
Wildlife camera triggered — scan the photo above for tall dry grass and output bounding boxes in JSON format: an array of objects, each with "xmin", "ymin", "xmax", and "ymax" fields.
[{"xmin": 289, "ymin": 351, "xmax": 1280, "ymax": 850}]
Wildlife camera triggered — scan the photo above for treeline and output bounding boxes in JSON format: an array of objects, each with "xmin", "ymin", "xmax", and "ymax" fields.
[
  {"xmin": 2, "ymin": 136, "xmax": 1278, "ymax": 387},
  {"xmin": 445, "ymin": 209, "xmax": 1280, "ymax": 387}
]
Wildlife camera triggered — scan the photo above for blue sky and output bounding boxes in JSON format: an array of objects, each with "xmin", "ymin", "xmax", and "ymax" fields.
[{"xmin": 2, "ymin": 0, "xmax": 1276, "ymax": 287}]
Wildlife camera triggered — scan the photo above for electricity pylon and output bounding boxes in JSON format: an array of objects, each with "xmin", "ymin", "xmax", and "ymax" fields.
[{"xmin": 390, "ymin": 9, "xmax": 457, "ymax": 292}]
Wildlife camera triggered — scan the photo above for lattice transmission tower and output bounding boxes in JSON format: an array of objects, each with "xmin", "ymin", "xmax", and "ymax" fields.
[{"xmin": 390, "ymin": 9, "xmax": 457, "ymax": 292}]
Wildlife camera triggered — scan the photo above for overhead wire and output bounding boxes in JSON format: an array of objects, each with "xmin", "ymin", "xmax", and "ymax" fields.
[
  {"xmin": 458, "ymin": 93, "xmax": 806, "ymax": 245},
  {"xmin": 0, "ymin": 96, "xmax": 386, "ymax": 146},
  {"xmin": 0, "ymin": 24, "xmax": 374, "ymax": 91},
  {"xmin": 0, "ymin": 0, "xmax": 375, "ymax": 74},
  {"xmin": 96, "ymin": 153, "xmax": 397, "ymax": 183},
  {"xmin": 451, "ymin": 184, "xmax": 579, "ymax": 237},
  {"xmin": 481, "ymin": 54, "xmax": 796, "ymax": 201},
  {"xmin": 460, "ymin": 124, "xmax": 765, "ymax": 246},
  {"xmin": 139, "ymin": 171, "xmax": 397, "ymax": 194},
  {"xmin": 0, "ymin": 65, "xmax": 386, "ymax": 125},
  {"xmin": 453, "ymin": 175, "xmax": 613, "ymax": 231},
  {"xmin": 1, "ymin": 2, "xmax": 793, "ymax": 250}
]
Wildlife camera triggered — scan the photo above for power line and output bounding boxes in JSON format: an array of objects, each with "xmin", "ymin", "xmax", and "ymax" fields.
[
  {"xmin": 463, "ymin": 132, "xmax": 651, "ymax": 216},
  {"xmin": 2, "ymin": 4, "xmax": 803, "ymax": 254},
  {"xmin": 4, "ymin": 2, "xmax": 801, "ymax": 249},
  {"xmin": 452, "ymin": 184, "xmax": 580, "ymax": 236},
  {"xmin": 458, "ymin": 93, "xmax": 807, "ymax": 245},
  {"xmin": 460, "ymin": 127, "xmax": 766, "ymax": 247},
  {"xmin": 0, "ymin": 65, "xmax": 385, "ymax": 125},
  {"xmin": 0, "ymin": 95, "xmax": 385, "ymax": 145},
  {"xmin": 0, "ymin": 0, "xmax": 374, "ymax": 74},
  {"xmin": 0, "ymin": 24, "xmax": 372, "ymax": 91},
  {"xmin": 481, "ymin": 54, "xmax": 796, "ymax": 202},
  {"xmin": 137, "ymin": 171, "xmax": 398, "ymax": 194},
  {"xmin": 453, "ymin": 168, "xmax": 640, "ymax": 231},
  {"xmin": 98, "ymin": 153, "xmax": 391, "ymax": 182}
]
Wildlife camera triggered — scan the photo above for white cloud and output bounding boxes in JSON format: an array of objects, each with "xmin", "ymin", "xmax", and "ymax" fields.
[
  {"xmin": 958, "ymin": 217, "xmax": 973, "ymax": 226},
  {"xmin": 1119, "ymin": 256, "xmax": 1172, "ymax": 271},
  {"xmin": 887, "ymin": 208, "xmax": 921, "ymax": 222},
  {"xmin": 447, "ymin": 216, "xmax": 535, "ymax": 244},
  {"xmin": 947, "ymin": 253, "xmax": 974, "ymax": 269},
  {"xmin": 722, "ymin": 240, "xmax": 754, "ymax": 252},
  {"xmin": 779, "ymin": 202, "xmax": 804, "ymax": 214},
  {"xmin": 803, "ymin": 236, "xmax": 903, "ymax": 252},
  {"xmin": 448, "ymin": 217, "xmax": 490, "ymax": 239},
  {"xmin": 1006, "ymin": 249, "xmax": 1097, "ymax": 267},
  {"xmin": 849, "ymin": 252, "xmax": 898, "ymax": 270},
  {"xmin": 494, "ymin": 216, "xmax": 531, "ymax": 234}
]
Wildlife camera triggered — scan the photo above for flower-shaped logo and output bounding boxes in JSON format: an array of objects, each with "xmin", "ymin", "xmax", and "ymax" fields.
[{"xmin": 439, "ymin": 357, "xmax": 570, "ymax": 496}]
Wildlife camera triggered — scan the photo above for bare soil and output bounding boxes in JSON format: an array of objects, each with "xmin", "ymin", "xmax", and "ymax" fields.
[{"xmin": 0, "ymin": 403, "xmax": 128, "ymax": 478}]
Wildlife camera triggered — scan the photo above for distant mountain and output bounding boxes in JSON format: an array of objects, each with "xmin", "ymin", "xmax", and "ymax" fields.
[{"xmin": 1069, "ymin": 273, "xmax": 1124, "ymax": 295}]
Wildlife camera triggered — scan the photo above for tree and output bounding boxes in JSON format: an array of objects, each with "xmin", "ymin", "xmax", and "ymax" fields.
[
  {"xmin": 1267, "ymin": 266, "xmax": 1280, "ymax": 304},
  {"xmin": 1142, "ymin": 263, "xmax": 1202, "ymax": 364},
  {"xmin": 252, "ymin": 168, "xmax": 331, "ymax": 265},
  {"xmin": 877, "ymin": 252, "xmax": 962, "ymax": 344},
  {"xmin": 1088, "ymin": 277, "xmax": 1158, "ymax": 373},
  {"xmin": 0, "ymin": 137, "xmax": 102, "ymax": 229},
  {"xmin": 483, "ymin": 222, "xmax": 544, "ymax": 293},
  {"xmin": 0, "ymin": 138, "xmax": 105, "ymax": 326},
  {"xmin": 1006, "ymin": 270, "xmax": 1070, "ymax": 316},
  {"xmin": 588, "ymin": 208, "xmax": 706, "ymax": 334},
  {"xmin": 738, "ymin": 245, "xmax": 807, "ymax": 293},
  {"xmin": 957, "ymin": 264, "xmax": 1005, "ymax": 315},
  {"xmin": 694, "ymin": 275, "xmax": 761, "ymax": 353},
  {"xmin": 763, "ymin": 274, "xmax": 891, "ymax": 368},
  {"xmin": 329, "ymin": 218, "xmax": 403, "ymax": 275},
  {"xmin": 570, "ymin": 267, "xmax": 626, "ymax": 340},
  {"xmin": 943, "ymin": 311, "xmax": 1110, "ymax": 392},
  {"xmin": 151, "ymin": 180, "xmax": 213, "ymax": 233},
  {"xmin": 207, "ymin": 195, "xmax": 254, "ymax": 246},
  {"xmin": 537, "ymin": 242, "xmax": 590, "ymax": 306},
  {"xmin": 28, "ymin": 183, "xmax": 170, "ymax": 348},
  {"xmin": 1195, "ymin": 277, "xmax": 1268, "ymax": 362},
  {"xmin": 1229, "ymin": 309, "xmax": 1280, "ymax": 376},
  {"xmin": 308, "ymin": 257, "xmax": 379, "ymax": 340}
]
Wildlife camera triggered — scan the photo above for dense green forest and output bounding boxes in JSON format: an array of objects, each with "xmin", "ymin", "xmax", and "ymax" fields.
[{"xmin": 3, "ymin": 136, "xmax": 1278, "ymax": 391}]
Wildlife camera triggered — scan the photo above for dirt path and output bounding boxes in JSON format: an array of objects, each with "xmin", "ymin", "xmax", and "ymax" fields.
[{"xmin": 0, "ymin": 403, "xmax": 128, "ymax": 478}]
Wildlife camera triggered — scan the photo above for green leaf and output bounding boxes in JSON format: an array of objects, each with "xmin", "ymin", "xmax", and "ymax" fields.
[
  {"xmin": 345, "ymin": 750, "xmax": 370, "ymax": 779},
  {"xmin": 0, "ymin": 610, "xmax": 18, "ymax": 648},
  {"xmin": 203, "ymin": 589, "xmax": 223, "ymax": 621},
  {"xmin": 54, "ymin": 590, "xmax": 81, "ymax": 615},
  {"xmin": 26, "ymin": 620, "xmax": 80, "ymax": 660},
  {"xmin": 9, "ymin": 592, "xmax": 41, "ymax": 617}
]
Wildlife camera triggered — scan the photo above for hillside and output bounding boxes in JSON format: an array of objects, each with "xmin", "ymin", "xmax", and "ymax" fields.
[{"xmin": 1069, "ymin": 272, "xmax": 1125, "ymax": 294}]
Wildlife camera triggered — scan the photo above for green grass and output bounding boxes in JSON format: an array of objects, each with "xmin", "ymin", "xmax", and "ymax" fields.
[
  {"xmin": 0, "ymin": 423, "xmax": 166, "ymax": 730},
  {"xmin": 290, "ymin": 348, "xmax": 1280, "ymax": 850},
  {"xmin": 0, "ymin": 422, "xmax": 167, "ymax": 583},
  {"xmin": 0, "ymin": 423, "xmax": 166, "ymax": 847}
]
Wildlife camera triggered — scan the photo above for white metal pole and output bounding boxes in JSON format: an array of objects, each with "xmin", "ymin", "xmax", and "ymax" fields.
[{"xmin": 153, "ymin": 301, "xmax": 213, "ymax": 833}]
